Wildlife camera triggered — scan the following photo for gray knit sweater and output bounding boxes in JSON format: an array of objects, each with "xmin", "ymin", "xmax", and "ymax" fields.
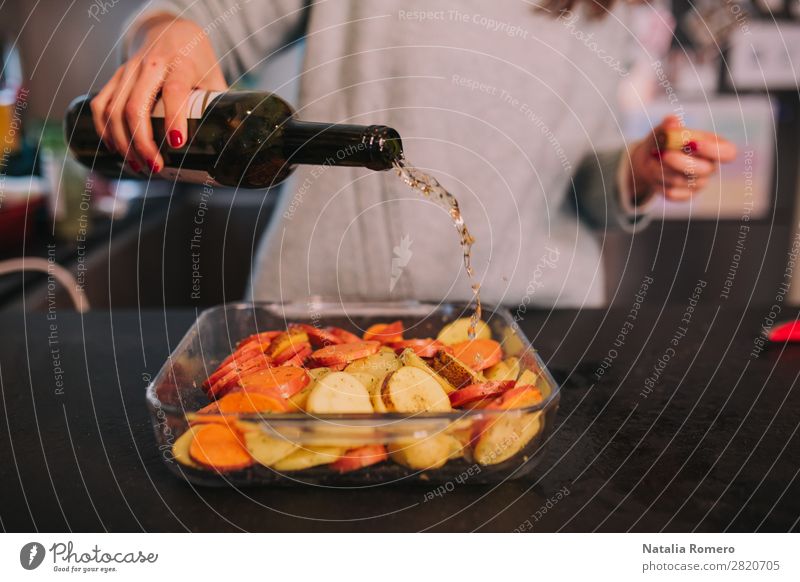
[{"xmin": 128, "ymin": 0, "xmax": 650, "ymax": 308}]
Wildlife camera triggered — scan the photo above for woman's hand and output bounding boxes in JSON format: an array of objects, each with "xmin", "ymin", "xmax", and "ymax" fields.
[
  {"xmin": 90, "ymin": 16, "xmax": 227, "ymax": 173},
  {"xmin": 627, "ymin": 115, "xmax": 737, "ymax": 205}
]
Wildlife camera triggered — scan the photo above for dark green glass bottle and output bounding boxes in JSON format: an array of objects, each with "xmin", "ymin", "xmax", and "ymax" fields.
[{"xmin": 63, "ymin": 91, "xmax": 403, "ymax": 188}]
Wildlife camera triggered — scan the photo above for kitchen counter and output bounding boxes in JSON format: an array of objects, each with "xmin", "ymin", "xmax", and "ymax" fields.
[{"xmin": 1, "ymin": 304, "xmax": 799, "ymax": 532}]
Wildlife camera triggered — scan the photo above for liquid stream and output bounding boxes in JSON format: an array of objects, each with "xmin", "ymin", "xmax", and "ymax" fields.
[{"xmin": 392, "ymin": 158, "xmax": 482, "ymax": 338}]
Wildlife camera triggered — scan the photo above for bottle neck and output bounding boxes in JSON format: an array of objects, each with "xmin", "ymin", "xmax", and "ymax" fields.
[{"xmin": 280, "ymin": 120, "xmax": 403, "ymax": 171}]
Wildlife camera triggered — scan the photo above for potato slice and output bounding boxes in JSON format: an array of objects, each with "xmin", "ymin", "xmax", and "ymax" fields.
[
  {"xmin": 172, "ymin": 426, "xmax": 204, "ymax": 469},
  {"xmin": 429, "ymin": 350, "xmax": 483, "ymax": 389},
  {"xmin": 308, "ymin": 367, "xmax": 333, "ymax": 381},
  {"xmin": 273, "ymin": 446, "xmax": 347, "ymax": 471},
  {"xmin": 306, "ymin": 371, "xmax": 374, "ymax": 414},
  {"xmin": 381, "ymin": 366, "xmax": 451, "ymax": 413},
  {"xmin": 400, "ymin": 348, "xmax": 456, "ymax": 394},
  {"xmin": 388, "ymin": 435, "xmax": 459, "ymax": 470},
  {"xmin": 486, "ymin": 357, "xmax": 520, "ymax": 382},
  {"xmin": 348, "ymin": 371, "xmax": 390, "ymax": 413},
  {"xmin": 474, "ymin": 412, "xmax": 542, "ymax": 465},
  {"xmin": 239, "ymin": 423, "xmax": 298, "ymax": 467},
  {"xmin": 517, "ymin": 368, "xmax": 539, "ymax": 386},
  {"xmin": 436, "ymin": 317, "xmax": 491, "ymax": 346},
  {"xmin": 344, "ymin": 349, "xmax": 401, "ymax": 377}
]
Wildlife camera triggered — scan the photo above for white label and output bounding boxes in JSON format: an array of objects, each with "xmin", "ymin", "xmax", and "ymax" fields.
[{"xmin": 151, "ymin": 90, "xmax": 223, "ymax": 119}]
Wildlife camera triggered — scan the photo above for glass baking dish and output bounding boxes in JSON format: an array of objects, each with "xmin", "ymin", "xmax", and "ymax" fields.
[{"xmin": 146, "ymin": 300, "xmax": 560, "ymax": 486}]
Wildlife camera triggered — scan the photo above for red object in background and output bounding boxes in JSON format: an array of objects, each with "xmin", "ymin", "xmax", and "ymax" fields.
[
  {"xmin": 0, "ymin": 195, "xmax": 43, "ymax": 248},
  {"xmin": 768, "ymin": 320, "xmax": 800, "ymax": 343}
]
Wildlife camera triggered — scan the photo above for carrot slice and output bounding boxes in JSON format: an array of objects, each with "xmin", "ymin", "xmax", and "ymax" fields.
[
  {"xmin": 451, "ymin": 339, "xmax": 503, "ymax": 371},
  {"xmin": 207, "ymin": 356, "xmax": 271, "ymax": 398},
  {"xmin": 189, "ymin": 423, "xmax": 253, "ymax": 472},
  {"xmin": 327, "ymin": 327, "xmax": 362, "ymax": 344},
  {"xmin": 289, "ymin": 323, "xmax": 344, "ymax": 347},
  {"xmin": 310, "ymin": 341, "xmax": 381, "ymax": 366},
  {"xmin": 280, "ymin": 346, "xmax": 313, "ymax": 367},
  {"xmin": 449, "ymin": 381, "xmax": 516, "ymax": 408},
  {"xmin": 236, "ymin": 366, "xmax": 310, "ymax": 399},
  {"xmin": 389, "ymin": 339, "xmax": 450, "ymax": 358},
  {"xmin": 330, "ymin": 445, "xmax": 388, "ymax": 473},
  {"xmin": 486, "ymin": 385, "xmax": 543, "ymax": 410},
  {"xmin": 204, "ymin": 392, "xmax": 290, "ymax": 414},
  {"xmin": 237, "ymin": 330, "xmax": 281, "ymax": 349},
  {"xmin": 363, "ymin": 321, "xmax": 404, "ymax": 343},
  {"xmin": 205, "ymin": 349, "xmax": 271, "ymax": 391},
  {"xmin": 272, "ymin": 341, "xmax": 312, "ymax": 365}
]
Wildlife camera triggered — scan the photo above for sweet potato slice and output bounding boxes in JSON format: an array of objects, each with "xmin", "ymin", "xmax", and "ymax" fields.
[
  {"xmin": 363, "ymin": 321, "xmax": 404, "ymax": 343},
  {"xmin": 188, "ymin": 424, "xmax": 253, "ymax": 472},
  {"xmin": 237, "ymin": 366, "xmax": 310, "ymax": 399},
  {"xmin": 448, "ymin": 381, "xmax": 516, "ymax": 408},
  {"xmin": 429, "ymin": 350, "xmax": 483, "ymax": 389},
  {"xmin": 310, "ymin": 341, "xmax": 380, "ymax": 367},
  {"xmin": 451, "ymin": 339, "xmax": 503, "ymax": 371}
]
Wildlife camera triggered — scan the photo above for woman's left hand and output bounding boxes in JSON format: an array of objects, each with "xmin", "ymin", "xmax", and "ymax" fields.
[{"xmin": 627, "ymin": 115, "xmax": 737, "ymax": 205}]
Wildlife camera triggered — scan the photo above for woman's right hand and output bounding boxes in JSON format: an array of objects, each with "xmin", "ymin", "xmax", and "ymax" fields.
[{"xmin": 90, "ymin": 16, "xmax": 228, "ymax": 173}]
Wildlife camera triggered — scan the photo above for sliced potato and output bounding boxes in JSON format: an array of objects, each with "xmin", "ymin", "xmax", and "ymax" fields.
[
  {"xmin": 474, "ymin": 411, "xmax": 542, "ymax": 465},
  {"xmin": 429, "ymin": 350, "xmax": 483, "ymax": 389},
  {"xmin": 344, "ymin": 349, "xmax": 401, "ymax": 377},
  {"xmin": 349, "ymin": 371, "xmax": 379, "ymax": 392},
  {"xmin": 517, "ymin": 368, "xmax": 539, "ymax": 386},
  {"xmin": 308, "ymin": 367, "xmax": 333, "ymax": 381},
  {"xmin": 348, "ymin": 371, "xmax": 391, "ymax": 413},
  {"xmin": 306, "ymin": 371, "xmax": 373, "ymax": 414},
  {"xmin": 400, "ymin": 348, "xmax": 456, "ymax": 394},
  {"xmin": 388, "ymin": 435, "xmax": 458, "ymax": 470},
  {"xmin": 240, "ymin": 423, "xmax": 298, "ymax": 466},
  {"xmin": 273, "ymin": 446, "xmax": 347, "ymax": 471},
  {"xmin": 381, "ymin": 366, "xmax": 451, "ymax": 413},
  {"xmin": 486, "ymin": 357, "xmax": 520, "ymax": 382},
  {"xmin": 172, "ymin": 426, "xmax": 204, "ymax": 469},
  {"xmin": 436, "ymin": 317, "xmax": 491, "ymax": 346}
]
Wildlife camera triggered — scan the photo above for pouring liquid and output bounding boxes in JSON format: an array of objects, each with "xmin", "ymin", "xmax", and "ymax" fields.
[{"xmin": 392, "ymin": 157, "xmax": 483, "ymax": 338}]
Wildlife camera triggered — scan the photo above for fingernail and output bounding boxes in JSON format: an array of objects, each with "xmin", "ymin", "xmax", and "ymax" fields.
[
  {"xmin": 168, "ymin": 130, "xmax": 183, "ymax": 148},
  {"xmin": 684, "ymin": 141, "xmax": 698, "ymax": 154},
  {"xmin": 148, "ymin": 159, "xmax": 161, "ymax": 173},
  {"xmin": 129, "ymin": 160, "xmax": 141, "ymax": 172},
  {"xmin": 650, "ymin": 147, "xmax": 662, "ymax": 160}
]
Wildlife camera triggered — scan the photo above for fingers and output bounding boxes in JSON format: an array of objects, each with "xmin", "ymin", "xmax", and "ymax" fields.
[
  {"xmin": 105, "ymin": 59, "xmax": 147, "ymax": 172},
  {"xmin": 126, "ymin": 55, "xmax": 168, "ymax": 171},
  {"xmin": 90, "ymin": 66, "xmax": 123, "ymax": 152},
  {"xmin": 161, "ymin": 74, "xmax": 193, "ymax": 149},
  {"xmin": 660, "ymin": 150, "xmax": 715, "ymax": 177},
  {"xmin": 663, "ymin": 188, "xmax": 694, "ymax": 202},
  {"xmin": 692, "ymin": 137, "xmax": 737, "ymax": 163},
  {"xmin": 659, "ymin": 114, "xmax": 683, "ymax": 131}
]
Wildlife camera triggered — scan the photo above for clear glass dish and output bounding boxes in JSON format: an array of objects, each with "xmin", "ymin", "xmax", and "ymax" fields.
[{"xmin": 146, "ymin": 300, "xmax": 560, "ymax": 486}]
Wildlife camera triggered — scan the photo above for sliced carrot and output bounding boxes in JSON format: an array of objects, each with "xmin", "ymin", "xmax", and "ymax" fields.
[
  {"xmin": 327, "ymin": 327, "xmax": 362, "ymax": 344},
  {"xmin": 451, "ymin": 339, "xmax": 503, "ymax": 371},
  {"xmin": 206, "ymin": 391, "xmax": 291, "ymax": 414},
  {"xmin": 237, "ymin": 330, "xmax": 281, "ymax": 349},
  {"xmin": 449, "ymin": 381, "xmax": 516, "ymax": 408},
  {"xmin": 486, "ymin": 385, "xmax": 543, "ymax": 410},
  {"xmin": 330, "ymin": 445, "xmax": 388, "ymax": 473},
  {"xmin": 310, "ymin": 341, "xmax": 381, "ymax": 366},
  {"xmin": 204, "ymin": 349, "xmax": 271, "ymax": 391},
  {"xmin": 272, "ymin": 341, "xmax": 312, "ymax": 365},
  {"xmin": 236, "ymin": 365, "xmax": 310, "ymax": 399},
  {"xmin": 207, "ymin": 356, "xmax": 271, "ymax": 398},
  {"xmin": 289, "ymin": 323, "xmax": 343, "ymax": 347},
  {"xmin": 280, "ymin": 346, "xmax": 313, "ymax": 367},
  {"xmin": 189, "ymin": 423, "xmax": 253, "ymax": 472},
  {"xmin": 265, "ymin": 329, "xmax": 309, "ymax": 359},
  {"xmin": 363, "ymin": 321, "xmax": 404, "ymax": 343},
  {"xmin": 390, "ymin": 339, "xmax": 450, "ymax": 358}
]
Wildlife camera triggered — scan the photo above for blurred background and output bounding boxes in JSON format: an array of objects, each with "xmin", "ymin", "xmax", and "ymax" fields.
[{"xmin": 0, "ymin": 0, "xmax": 798, "ymax": 311}]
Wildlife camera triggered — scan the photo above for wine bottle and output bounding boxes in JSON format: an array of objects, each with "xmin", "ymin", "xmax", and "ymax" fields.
[{"xmin": 63, "ymin": 91, "xmax": 403, "ymax": 188}]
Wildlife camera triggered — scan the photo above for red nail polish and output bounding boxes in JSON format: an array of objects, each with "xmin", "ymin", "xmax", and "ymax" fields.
[
  {"xmin": 168, "ymin": 130, "xmax": 183, "ymax": 148},
  {"xmin": 129, "ymin": 160, "xmax": 141, "ymax": 172},
  {"xmin": 148, "ymin": 159, "xmax": 161, "ymax": 173},
  {"xmin": 650, "ymin": 147, "xmax": 662, "ymax": 160},
  {"xmin": 686, "ymin": 141, "xmax": 698, "ymax": 153}
]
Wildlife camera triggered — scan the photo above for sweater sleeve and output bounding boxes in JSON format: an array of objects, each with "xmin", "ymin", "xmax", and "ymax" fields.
[
  {"xmin": 571, "ymin": 147, "xmax": 654, "ymax": 233},
  {"xmin": 121, "ymin": 0, "xmax": 308, "ymax": 79}
]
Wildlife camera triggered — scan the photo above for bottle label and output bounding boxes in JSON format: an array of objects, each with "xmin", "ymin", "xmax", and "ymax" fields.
[{"xmin": 151, "ymin": 90, "xmax": 223, "ymax": 120}]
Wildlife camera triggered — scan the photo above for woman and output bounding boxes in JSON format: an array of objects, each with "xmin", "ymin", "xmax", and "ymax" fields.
[{"xmin": 91, "ymin": 0, "xmax": 735, "ymax": 307}]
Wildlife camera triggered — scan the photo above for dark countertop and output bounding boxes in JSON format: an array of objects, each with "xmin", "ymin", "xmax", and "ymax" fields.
[{"xmin": 1, "ymin": 305, "xmax": 799, "ymax": 532}]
